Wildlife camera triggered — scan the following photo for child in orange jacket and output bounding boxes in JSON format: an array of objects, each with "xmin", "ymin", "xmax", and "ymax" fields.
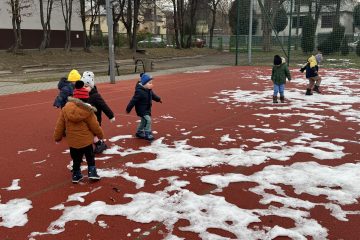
[{"xmin": 54, "ymin": 80, "xmax": 104, "ymax": 183}]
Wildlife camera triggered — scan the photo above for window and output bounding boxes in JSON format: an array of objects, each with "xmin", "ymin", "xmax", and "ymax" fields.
[
  {"xmin": 321, "ymin": 15, "xmax": 334, "ymax": 28},
  {"xmin": 292, "ymin": 16, "xmax": 305, "ymax": 28},
  {"xmin": 93, "ymin": 24, "xmax": 100, "ymax": 34},
  {"xmin": 144, "ymin": 9, "xmax": 152, "ymax": 21}
]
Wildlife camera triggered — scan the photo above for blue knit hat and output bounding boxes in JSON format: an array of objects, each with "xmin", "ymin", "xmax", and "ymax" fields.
[{"xmin": 140, "ymin": 73, "xmax": 153, "ymax": 85}]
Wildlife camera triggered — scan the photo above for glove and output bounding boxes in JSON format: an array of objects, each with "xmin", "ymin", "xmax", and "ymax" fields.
[
  {"xmin": 300, "ymin": 67, "xmax": 305, "ymax": 73},
  {"xmin": 110, "ymin": 117, "xmax": 115, "ymax": 123}
]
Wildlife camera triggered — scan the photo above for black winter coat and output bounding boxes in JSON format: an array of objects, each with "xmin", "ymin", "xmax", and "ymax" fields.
[
  {"xmin": 53, "ymin": 77, "xmax": 74, "ymax": 108},
  {"xmin": 126, "ymin": 83, "xmax": 161, "ymax": 117},
  {"xmin": 87, "ymin": 86, "xmax": 114, "ymax": 125}
]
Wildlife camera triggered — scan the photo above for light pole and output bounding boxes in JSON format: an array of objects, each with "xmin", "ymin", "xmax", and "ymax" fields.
[
  {"xmin": 235, "ymin": 0, "xmax": 240, "ymax": 65},
  {"xmin": 248, "ymin": 0, "xmax": 254, "ymax": 64},
  {"xmin": 106, "ymin": 0, "xmax": 115, "ymax": 84}
]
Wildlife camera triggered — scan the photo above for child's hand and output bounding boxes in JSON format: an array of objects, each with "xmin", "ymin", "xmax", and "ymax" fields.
[
  {"xmin": 110, "ymin": 117, "xmax": 115, "ymax": 123},
  {"xmin": 159, "ymin": 99, "xmax": 163, "ymax": 103}
]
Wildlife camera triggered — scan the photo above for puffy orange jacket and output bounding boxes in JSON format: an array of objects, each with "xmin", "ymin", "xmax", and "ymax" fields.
[{"xmin": 54, "ymin": 97, "xmax": 104, "ymax": 149}]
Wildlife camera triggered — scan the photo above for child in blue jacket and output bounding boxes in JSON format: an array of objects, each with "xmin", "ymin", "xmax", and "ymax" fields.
[
  {"xmin": 53, "ymin": 69, "xmax": 81, "ymax": 108},
  {"xmin": 126, "ymin": 73, "xmax": 162, "ymax": 141}
]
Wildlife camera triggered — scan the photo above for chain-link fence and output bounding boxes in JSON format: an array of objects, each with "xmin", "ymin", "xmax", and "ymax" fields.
[{"xmin": 88, "ymin": 0, "xmax": 360, "ymax": 69}]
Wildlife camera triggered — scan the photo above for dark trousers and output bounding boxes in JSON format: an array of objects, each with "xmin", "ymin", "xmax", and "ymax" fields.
[{"xmin": 70, "ymin": 144, "xmax": 95, "ymax": 172}]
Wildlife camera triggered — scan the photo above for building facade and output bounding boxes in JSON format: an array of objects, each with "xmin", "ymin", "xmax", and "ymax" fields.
[{"xmin": 0, "ymin": 1, "xmax": 83, "ymax": 50}]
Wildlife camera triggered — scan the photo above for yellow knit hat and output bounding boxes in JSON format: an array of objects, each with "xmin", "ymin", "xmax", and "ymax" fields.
[{"xmin": 67, "ymin": 69, "xmax": 81, "ymax": 82}]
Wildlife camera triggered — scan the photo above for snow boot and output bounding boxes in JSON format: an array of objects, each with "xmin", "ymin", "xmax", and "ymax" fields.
[
  {"xmin": 72, "ymin": 171, "xmax": 83, "ymax": 183},
  {"xmin": 313, "ymin": 85, "xmax": 321, "ymax": 93},
  {"xmin": 273, "ymin": 96, "xmax": 278, "ymax": 103},
  {"xmin": 305, "ymin": 88, "xmax": 313, "ymax": 95},
  {"xmin": 88, "ymin": 166, "xmax": 100, "ymax": 180},
  {"xmin": 135, "ymin": 130, "xmax": 145, "ymax": 139},
  {"xmin": 94, "ymin": 140, "xmax": 107, "ymax": 154},
  {"xmin": 280, "ymin": 96, "xmax": 285, "ymax": 103},
  {"xmin": 144, "ymin": 131, "xmax": 155, "ymax": 141}
]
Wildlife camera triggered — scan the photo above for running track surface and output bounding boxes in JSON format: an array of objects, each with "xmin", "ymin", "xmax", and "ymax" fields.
[{"xmin": 0, "ymin": 66, "xmax": 359, "ymax": 240}]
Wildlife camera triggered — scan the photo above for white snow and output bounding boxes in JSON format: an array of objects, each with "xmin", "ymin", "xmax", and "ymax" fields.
[
  {"xmin": 0, "ymin": 199, "xmax": 32, "ymax": 228},
  {"xmin": 2, "ymin": 179, "xmax": 21, "ymax": 191}
]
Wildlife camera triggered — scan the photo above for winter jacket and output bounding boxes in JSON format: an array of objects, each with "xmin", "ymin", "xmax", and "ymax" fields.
[
  {"xmin": 53, "ymin": 78, "xmax": 74, "ymax": 108},
  {"xmin": 54, "ymin": 97, "xmax": 104, "ymax": 149},
  {"xmin": 126, "ymin": 83, "xmax": 161, "ymax": 117},
  {"xmin": 305, "ymin": 55, "xmax": 319, "ymax": 79},
  {"xmin": 271, "ymin": 61, "xmax": 291, "ymax": 85},
  {"xmin": 87, "ymin": 86, "xmax": 114, "ymax": 125}
]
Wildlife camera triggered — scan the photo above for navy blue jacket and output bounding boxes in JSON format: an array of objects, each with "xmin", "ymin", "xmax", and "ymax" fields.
[
  {"xmin": 126, "ymin": 83, "xmax": 161, "ymax": 117},
  {"xmin": 88, "ymin": 86, "xmax": 114, "ymax": 125},
  {"xmin": 305, "ymin": 64, "xmax": 319, "ymax": 78},
  {"xmin": 53, "ymin": 78, "xmax": 74, "ymax": 108}
]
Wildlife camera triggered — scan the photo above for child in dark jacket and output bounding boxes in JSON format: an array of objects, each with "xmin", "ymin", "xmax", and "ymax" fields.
[
  {"xmin": 53, "ymin": 69, "xmax": 81, "ymax": 108},
  {"xmin": 271, "ymin": 55, "xmax": 291, "ymax": 103},
  {"xmin": 81, "ymin": 71, "xmax": 115, "ymax": 154},
  {"xmin": 126, "ymin": 73, "xmax": 162, "ymax": 141},
  {"xmin": 53, "ymin": 80, "xmax": 104, "ymax": 183},
  {"xmin": 300, "ymin": 50, "xmax": 323, "ymax": 95}
]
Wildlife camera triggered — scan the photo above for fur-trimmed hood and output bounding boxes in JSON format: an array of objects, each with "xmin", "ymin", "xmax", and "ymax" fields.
[
  {"xmin": 63, "ymin": 97, "xmax": 97, "ymax": 123},
  {"xmin": 68, "ymin": 97, "xmax": 97, "ymax": 112}
]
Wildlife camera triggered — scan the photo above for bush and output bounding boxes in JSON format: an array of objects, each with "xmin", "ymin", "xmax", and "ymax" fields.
[
  {"xmin": 318, "ymin": 24, "xmax": 345, "ymax": 54},
  {"xmin": 341, "ymin": 36, "xmax": 349, "ymax": 55},
  {"xmin": 301, "ymin": 15, "xmax": 316, "ymax": 53},
  {"xmin": 356, "ymin": 42, "xmax": 360, "ymax": 56}
]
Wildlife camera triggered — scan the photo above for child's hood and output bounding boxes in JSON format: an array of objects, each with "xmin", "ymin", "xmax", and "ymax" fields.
[
  {"xmin": 63, "ymin": 97, "xmax": 97, "ymax": 123},
  {"xmin": 58, "ymin": 77, "xmax": 72, "ymax": 90},
  {"xmin": 308, "ymin": 55, "xmax": 317, "ymax": 68}
]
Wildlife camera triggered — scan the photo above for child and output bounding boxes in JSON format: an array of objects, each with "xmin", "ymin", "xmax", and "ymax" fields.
[
  {"xmin": 300, "ymin": 50, "xmax": 323, "ymax": 95},
  {"xmin": 81, "ymin": 71, "xmax": 115, "ymax": 154},
  {"xmin": 271, "ymin": 55, "xmax": 291, "ymax": 103},
  {"xmin": 126, "ymin": 73, "xmax": 162, "ymax": 141},
  {"xmin": 53, "ymin": 80, "xmax": 104, "ymax": 183},
  {"xmin": 53, "ymin": 69, "xmax": 81, "ymax": 108}
]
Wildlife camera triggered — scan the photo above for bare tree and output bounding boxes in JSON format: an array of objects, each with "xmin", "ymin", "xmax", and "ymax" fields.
[
  {"xmin": 185, "ymin": 0, "xmax": 198, "ymax": 48},
  {"xmin": 261, "ymin": 0, "xmax": 286, "ymax": 51},
  {"xmin": 60, "ymin": 0, "xmax": 74, "ymax": 51},
  {"xmin": 7, "ymin": 0, "xmax": 33, "ymax": 53},
  {"xmin": 79, "ymin": 0, "xmax": 91, "ymax": 51},
  {"xmin": 39, "ymin": 0, "xmax": 54, "ymax": 51},
  {"xmin": 86, "ymin": 0, "xmax": 101, "ymax": 45},
  {"xmin": 208, "ymin": 0, "xmax": 222, "ymax": 48}
]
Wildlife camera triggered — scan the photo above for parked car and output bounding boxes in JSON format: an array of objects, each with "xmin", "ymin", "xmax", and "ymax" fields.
[
  {"xmin": 138, "ymin": 37, "xmax": 166, "ymax": 48},
  {"xmin": 348, "ymin": 40, "xmax": 359, "ymax": 51},
  {"xmin": 192, "ymin": 38, "xmax": 206, "ymax": 48}
]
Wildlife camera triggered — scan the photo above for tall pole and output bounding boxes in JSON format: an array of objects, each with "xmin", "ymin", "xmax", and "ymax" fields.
[
  {"xmin": 153, "ymin": 0, "xmax": 157, "ymax": 35},
  {"xmin": 248, "ymin": 0, "xmax": 254, "ymax": 64},
  {"xmin": 235, "ymin": 0, "xmax": 240, "ymax": 65},
  {"xmin": 106, "ymin": 0, "xmax": 115, "ymax": 83},
  {"xmin": 287, "ymin": 0, "xmax": 294, "ymax": 66}
]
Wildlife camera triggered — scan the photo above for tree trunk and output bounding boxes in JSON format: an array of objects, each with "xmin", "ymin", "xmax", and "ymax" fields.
[
  {"xmin": 209, "ymin": 9, "xmax": 216, "ymax": 48},
  {"xmin": 39, "ymin": 0, "xmax": 54, "ymax": 51},
  {"xmin": 61, "ymin": 0, "xmax": 73, "ymax": 52},
  {"xmin": 262, "ymin": 0, "xmax": 273, "ymax": 51},
  {"xmin": 9, "ymin": 0, "xmax": 23, "ymax": 53},
  {"xmin": 334, "ymin": 0, "xmax": 341, "ymax": 26},
  {"xmin": 79, "ymin": 0, "xmax": 90, "ymax": 51},
  {"xmin": 186, "ymin": 0, "xmax": 198, "ymax": 48},
  {"xmin": 171, "ymin": 0, "xmax": 181, "ymax": 48},
  {"xmin": 131, "ymin": 0, "xmax": 140, "ymax": 52}
]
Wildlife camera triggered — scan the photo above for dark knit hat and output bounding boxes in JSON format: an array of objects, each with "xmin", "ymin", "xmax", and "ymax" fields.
[
  {"xmin": 140, "ymin": 73, "xmax": 153, "ymax": 85},
  {"xmin": 73, "ymin": 81, "xmax": 89, "ymax": 99},
  {"xmin": 273, "ymin": 55, "xmax": 282, "ymax": 65}
]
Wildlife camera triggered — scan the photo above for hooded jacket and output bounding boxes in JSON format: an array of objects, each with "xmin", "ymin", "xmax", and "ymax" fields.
[
  {"xmin": 126, "ymin": 83, "xmax": 161, "ymax": 117},
  {"xmin": 271, "ymin": 58, "xmax": 291, "ymax": 85},
  {"xmin": 54, "ymin": 97, "xmax": 104, "ymax": 148},
  {"xmin": 88, "ymin": 86, "xmax": 114, "ymax": 125},
  {"xmin": 53, "ymin": 77, "xmax": 74, "ymax": 108},
  {"xmin": 305, "ymin": 55, "xmax": 319, "ymax": 78}
]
